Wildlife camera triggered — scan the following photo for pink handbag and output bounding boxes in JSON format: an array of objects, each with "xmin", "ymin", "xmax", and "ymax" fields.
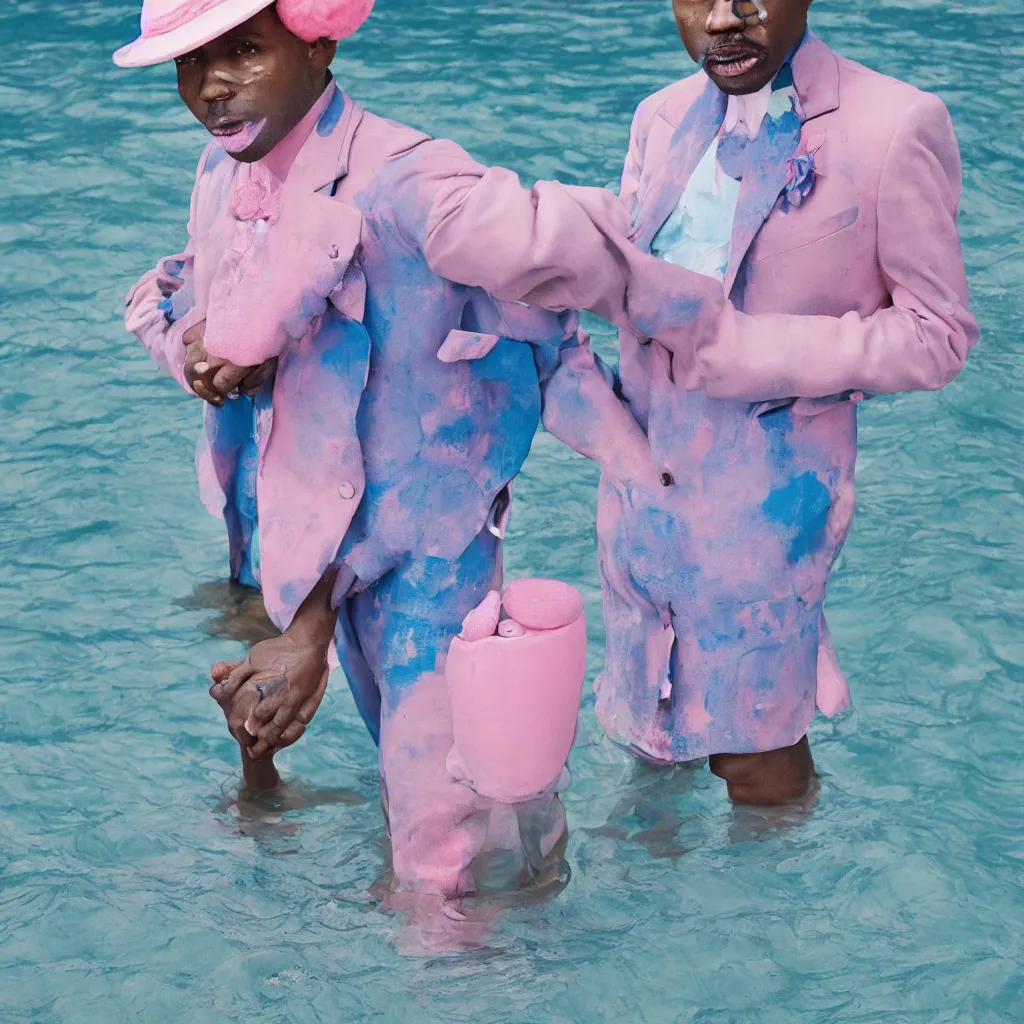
[{"xmin": 446, "ymin": 579, "xmax": 587, "ymax": 803}]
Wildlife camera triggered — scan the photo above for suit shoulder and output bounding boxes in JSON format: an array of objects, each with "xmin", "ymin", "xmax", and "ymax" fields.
[
  {"xmin": 353, "ymin": 109, "xmax": 480, "ymax": 184},
  {"xmin": 350, "ymin": 109, "xmax": 436, "ymax": 167},
  {"xmin": 628, "ymin": 70, "xmax": 707, "ymax": 166},
  {"xmin": 633, "ymin": 70, "xmax": 706, "ymax": 132},
  {"xmin": 835, "ymin": 55, "xmax": 951, "ymax": 138}
]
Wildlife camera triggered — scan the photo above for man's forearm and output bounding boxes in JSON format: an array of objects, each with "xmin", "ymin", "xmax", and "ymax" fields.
[{"xmin": 285, "ymin": 565, "xmax": 340, "ymax": 648}]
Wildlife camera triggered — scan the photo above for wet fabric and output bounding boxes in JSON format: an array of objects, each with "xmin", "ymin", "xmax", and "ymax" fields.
[{"xmin": 333, "ymin": 530, "xmax": 567, "ymax": 895}]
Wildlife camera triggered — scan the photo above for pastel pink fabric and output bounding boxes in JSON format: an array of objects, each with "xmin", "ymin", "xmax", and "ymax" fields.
[
  {"xmin": 446, "ymin": 584, "xmax": 587, "ymax": 804},
  {"xmin": 502, "ymin": 577, "xmax": 584, "ymax": 631},
  {"xmin": 591, "ymin": 33, "xmax": 977, "ymax": 762},
  {"xmin": 277, "ymin": 0, "xmax": 374, "ymax": 43},
  {"xmin": 142, "ymin": 0, "xmax": 228, "ymax": 35},
  {"xmin": 623, "ymin": 34, "xmax": 978, "ymax": 401},
  {"xmin": 126, "ymin": 85, "xmax": 669, "ymax": 632},
  {"xmin": 458, "ymin": 589, "xmax": 501, "ymax": 642},
  {"xmin": 114, "ymin": 0, "xmax": 371, "ymax": 68}
]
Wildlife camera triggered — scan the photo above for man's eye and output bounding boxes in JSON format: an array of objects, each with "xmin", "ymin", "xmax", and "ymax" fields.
[
  {"xmin": 231, "ymin": 42, "xmax": 259, "ymax": 56},
  {"xmin": 174, "ymin": 54, "xmax": 199, "ymax": 67}
]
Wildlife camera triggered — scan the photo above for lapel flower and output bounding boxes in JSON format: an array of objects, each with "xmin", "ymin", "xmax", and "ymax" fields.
[
  {"xmin": 229, "ymin": 167, "xmax": 279, "ymax": 224},
  {"xmin": 779, "ymin": 151, "xmax": 815, "ymax": 213}
]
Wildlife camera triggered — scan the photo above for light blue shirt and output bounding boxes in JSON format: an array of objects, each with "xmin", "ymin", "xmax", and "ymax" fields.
[{"xmin": 650, "ymin": 81, "xmax": 774, "ymax": 282}]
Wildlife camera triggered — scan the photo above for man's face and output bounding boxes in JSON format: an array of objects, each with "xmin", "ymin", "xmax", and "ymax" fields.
[
  {"xmin": 671, "ymin": 0, "xmax": 812, "ymax": 95},
  {"xmin": 174, "ymin": 6, "xmax": 336, "ymax": 163}
]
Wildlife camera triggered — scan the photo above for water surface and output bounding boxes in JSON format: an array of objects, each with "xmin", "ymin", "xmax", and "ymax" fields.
[{"xmin": 1, "ymin": 1, "xmax": 1022, "ymax": 1020}]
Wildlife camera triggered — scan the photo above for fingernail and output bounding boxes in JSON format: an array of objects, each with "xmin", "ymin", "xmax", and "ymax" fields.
[{"xmin": 195, "ymin": 362, "xmax": 209, "ymax": 373}]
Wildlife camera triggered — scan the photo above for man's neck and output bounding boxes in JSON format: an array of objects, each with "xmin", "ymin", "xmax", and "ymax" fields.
[
  {"xmin": 723, "ymin": 79, "xmax": 773, "ymax": 139},
  {"xmin": 259, "ymin": 76, "xmax": 335, "ymax": 182}
]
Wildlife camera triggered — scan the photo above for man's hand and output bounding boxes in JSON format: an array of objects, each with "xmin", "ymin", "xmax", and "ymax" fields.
[
  {"xmin": 211, "ymin": 676, "xmax": 263, "ymax": 751},
  {"xmin": 210, "ymin": 632, "xmax": 330, "ymax": 760},
  {"xmin": 182, "ymin": 319, "xmax": 261, "ymax": 405},
  {"xmin": 235, "ymin": 358, "xmax": 277, "ymax": 396}
]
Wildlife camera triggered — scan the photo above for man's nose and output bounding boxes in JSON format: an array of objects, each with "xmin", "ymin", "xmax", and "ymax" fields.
[
  {"xmin": 198, "ymin": 66, "xmax": 234, "ymax": 105},
  {"xmin": 705, "ymin": 0, "xmax": 745, "ymax": 32}
]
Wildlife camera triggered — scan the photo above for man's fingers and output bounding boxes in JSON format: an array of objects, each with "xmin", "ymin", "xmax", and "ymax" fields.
[
  {"xmin": 274, "ymin": 719, "xmax": 308, "ymax": 750},
  {"xmin": 260, "ymin": 671, "xmax": 329, "ymax": 755},
  {"xmin": 228, "ymin": 688, "xmax": 260, "ymax": 747},
  {"xmin": 296, "ymin": 670, "xmax": 329, "ymax": 725},
  {"xmin": 251, "ymin": 677, "xmax": 288, "ymax": 724},
  {"xmin": 265, "ymin": 717, "xmax": 309, "ymax": 757},
  {"xmin": 211, "ymin": 659, "xmax": 242, "ymax": 683},
  {"xmin": 210, "ymin": 659, "xmax": 254, "ymax": 703},
  {"xmin": 238, "ymin": 359, "xmax": 276, "ymax": 395},
  {"xmin": 191, "ymin": 378, "xmax": 224, "ymax": 406},
  {"xmin": 182, "ymin": 319, "xmax": 207, "ymax": 347},
  {"xmin": 212, "ymin": 362, "xmax": 250, "ymax": 395}
]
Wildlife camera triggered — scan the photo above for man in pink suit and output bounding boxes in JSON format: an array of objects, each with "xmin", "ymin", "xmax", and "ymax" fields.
[
  {"xmin": 116, "ymin": 0, "xmax": 717, "ymax": 899},
  {"xmin": 585, "ymin": 0, "xmax": 979, "ymax": 804}
]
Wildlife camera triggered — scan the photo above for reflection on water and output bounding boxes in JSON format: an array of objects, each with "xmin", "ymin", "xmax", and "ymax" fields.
[
  {"xmin": 176, "ymin": 579, "xmax": 281, "ymax": 645},
  {"xmin": 726, "ymin": 776, "xmax": 822, "ymax": 844},
  {"xmin": 214, "ymin": 776, "xmax": 368, "ymax": 851},
  {"xmin": 366, "ymin": 827, "xmax": 572, "ymax": 958},
  {"xmin": 585, "ymin": 759, "xmax": 702, "ymax": 862}
]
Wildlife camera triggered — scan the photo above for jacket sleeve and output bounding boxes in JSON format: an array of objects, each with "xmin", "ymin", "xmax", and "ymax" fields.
[
  {"xmin": 386, "ymin": 139, "xmax": 725, "ymax": 342},
  {"xmin": 653, "ymin": 92, "xmax": 978, "ymax": 400},
  {"xmin": 123, "ymin": 152, "xmax": 209, "ymax": 393}
]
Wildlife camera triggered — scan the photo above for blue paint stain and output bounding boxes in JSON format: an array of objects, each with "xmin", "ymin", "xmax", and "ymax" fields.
[
  {"xmin": 316, "ymin": 88, "xmax": 346, "ymax": 137},
  {"xmin": 204, "ymin": 145, "xmax": 227, "ymax": 174},
  {"xmin": 761, "ymin": 471, "xmax": 832, "ymax": 563}
]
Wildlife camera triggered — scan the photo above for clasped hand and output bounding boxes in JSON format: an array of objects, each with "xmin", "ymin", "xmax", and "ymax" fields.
[
  {"xmin": 209, "ymin": 631, "xmax": 330, "ymax": 760},
  {"xmin": 183, "ymin": 320, "xmax": 275, "ymax": 406}
]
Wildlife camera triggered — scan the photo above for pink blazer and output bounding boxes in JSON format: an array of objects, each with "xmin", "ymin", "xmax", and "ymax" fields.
[{"xmin": 619, "ymin": 31, "xmax": 978, "ymax": 404}]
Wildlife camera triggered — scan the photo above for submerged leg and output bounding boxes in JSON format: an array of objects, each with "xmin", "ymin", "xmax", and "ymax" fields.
[
  {"xmin": 354, "ymin": 530, "xmax": 569, "ymax": 897},
  {"xmin": 240, "ymin": 742, "xmax": 281, "ymax": 792},
  {"xmin": 708, "ymin": 734, "xmax": 814, "ymax": 805}
]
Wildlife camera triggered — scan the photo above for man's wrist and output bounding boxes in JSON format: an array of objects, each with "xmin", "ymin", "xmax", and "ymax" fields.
[
  {"xmin": 284, "ymin": 566, "xmax": 340, "ymax": 648},
  {"xmin": 285, "ymin": 604, "xmax": 337, "ymax": 648}
]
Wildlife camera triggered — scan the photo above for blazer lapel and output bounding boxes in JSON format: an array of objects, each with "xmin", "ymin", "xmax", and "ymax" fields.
[
  {"xmin": 722, "ymin": 105, "xmax": 802, "ymax": 296},
  {"xmin": 791, "ymin": 31, "xmax": 840, "ymax": 124},
  {"xmin": 723, "ymin": 32, "xmax": 841, "ymax": 295},
  {"xmin": 632, "ymin": 78, "xmax": 726, "ymax": 254},
  {"xmin": 288, "ymin": 84, "xmax": 365, "ymax": 195}
]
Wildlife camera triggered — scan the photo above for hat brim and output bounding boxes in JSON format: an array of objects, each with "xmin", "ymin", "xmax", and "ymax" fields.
[{"xmin": 113, "ymin": 0, "xmax": 275, "ymax": 68}]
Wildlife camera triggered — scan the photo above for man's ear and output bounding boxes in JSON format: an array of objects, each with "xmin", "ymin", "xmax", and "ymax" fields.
[{"xmin": 311, "ymin": 38, "xmax": 337, "ymax": 73}]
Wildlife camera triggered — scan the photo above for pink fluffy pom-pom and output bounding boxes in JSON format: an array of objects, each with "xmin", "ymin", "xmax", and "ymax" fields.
[{"xmin": 277, "ymin": 0, "xmax": 375, "ymax": 42}]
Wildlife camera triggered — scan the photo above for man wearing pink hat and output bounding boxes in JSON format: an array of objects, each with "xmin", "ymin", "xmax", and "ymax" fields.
[{"xmin": 117, "ymin": 0, "xmax": 719, "ymax": 897}]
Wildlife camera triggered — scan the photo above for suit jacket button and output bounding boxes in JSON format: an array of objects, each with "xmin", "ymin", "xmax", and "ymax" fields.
[
  {"xmin": 639, "ymin": 336, "xmax": 652, "ymax": 347},
  {"xmin": 338, "ymin": 482, "xmax": 356, "ymax": 500},
  {"xmin": 660, "ymin": 472, "xmax": 675, "ymax": 487}
]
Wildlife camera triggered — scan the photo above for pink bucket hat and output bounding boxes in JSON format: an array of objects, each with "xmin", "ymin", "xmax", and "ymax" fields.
[{"xmin": 113, "ymin": 0, "xmax": 374, "ymax": 68}]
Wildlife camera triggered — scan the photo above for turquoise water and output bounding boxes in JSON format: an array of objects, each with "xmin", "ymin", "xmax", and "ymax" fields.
[{"xmin": 2, "ymin": 0, "xmax": 1022, "ymax": 1018}]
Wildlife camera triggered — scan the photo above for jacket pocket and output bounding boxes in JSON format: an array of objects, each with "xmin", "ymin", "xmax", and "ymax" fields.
[{"xmin": 754, "ymin": 205, "xmax": 859, "ymax": 261}]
